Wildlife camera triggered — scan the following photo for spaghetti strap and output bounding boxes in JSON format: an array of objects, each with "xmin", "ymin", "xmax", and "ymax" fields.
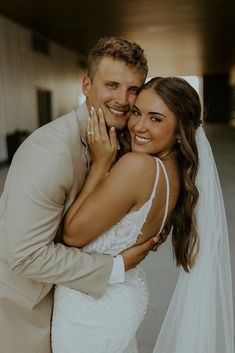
[
  {"xmin": 149, "ymin": 158, "xmax": 161, "ymax": 202},
  {"xmin": 154, "ymin": 158, "xmax": 170, "ymax": 237},
  {"xmin": 129, "ymin": 156, "xmax": 170, "ymax": 240}
]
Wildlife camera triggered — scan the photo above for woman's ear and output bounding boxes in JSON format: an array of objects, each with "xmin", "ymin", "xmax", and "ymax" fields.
[{"xmin": 175, "ymin": 134, "xmax": 182, "ymax": 144}]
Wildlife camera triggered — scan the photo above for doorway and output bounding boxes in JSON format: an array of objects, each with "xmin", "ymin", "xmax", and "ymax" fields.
[{"xmin": 37, "ymin": 89, "xmax": 52, "ymax": 127}]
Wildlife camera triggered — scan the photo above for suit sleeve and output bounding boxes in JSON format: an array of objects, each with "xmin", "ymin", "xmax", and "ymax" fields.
[{"xmin": 3, "ymin": 129, "xmax": 113, "ymax": 298}]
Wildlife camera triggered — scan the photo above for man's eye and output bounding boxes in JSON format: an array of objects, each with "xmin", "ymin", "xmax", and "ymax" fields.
[
  {"xmin": 106, "ymin": 83, "xmax": 117, "ymax": 89},
  {"xmin": 129, "ymin": 87, "xmax": 140, "ymax": 95}
]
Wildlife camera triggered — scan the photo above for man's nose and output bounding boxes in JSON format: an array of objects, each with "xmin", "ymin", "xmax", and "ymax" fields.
[{"xmin": 116, "ymin": 89, "xmax": 129, "ymax": 106}]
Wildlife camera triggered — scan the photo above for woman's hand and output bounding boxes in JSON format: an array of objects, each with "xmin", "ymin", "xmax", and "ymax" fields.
[{"xmin": 87, "ymin": 107, "xmax": 118, "ymax": 171}]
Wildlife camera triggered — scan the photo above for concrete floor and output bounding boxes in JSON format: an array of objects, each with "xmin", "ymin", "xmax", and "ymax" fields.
[{"xmin": 0, "ymin": 124, "xmax": 234, "ymax": 351}]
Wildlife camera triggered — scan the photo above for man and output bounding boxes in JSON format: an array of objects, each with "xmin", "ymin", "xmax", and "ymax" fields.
[{"xmin": 0, "ymin": 37, "xmax": 158, "ymax": 353}]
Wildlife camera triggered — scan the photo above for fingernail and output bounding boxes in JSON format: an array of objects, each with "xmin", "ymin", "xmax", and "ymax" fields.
[
  {"xmin": 90, "ymin": 106, "xmax": 94, "ymax": 113},
  {"xmin": 153, "ymin": 236, "xmax": 159, "ymax": 243},
  {"xmin": 110, "ymin": 126, "xmax": 115, "ymax": 131}
]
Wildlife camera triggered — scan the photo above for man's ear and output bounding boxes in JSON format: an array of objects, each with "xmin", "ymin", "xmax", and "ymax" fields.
[{"xmin": 82, "ymin": 74, "xmax": 91, "ymax": 96}]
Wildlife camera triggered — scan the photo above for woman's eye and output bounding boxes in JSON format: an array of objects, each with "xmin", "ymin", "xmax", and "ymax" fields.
[
  {"xmin": 151, "ymin": 116, "xmax": 161, "ymax": 122},
  {"xmin": 131, "ymin": 110, "xmax": 140, "ymax": 117}
]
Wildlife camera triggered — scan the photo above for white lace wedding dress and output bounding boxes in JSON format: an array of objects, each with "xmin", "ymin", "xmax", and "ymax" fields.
[{"xmin": 51, "ymin": 158, "xmax": 169, "ymax": 353}]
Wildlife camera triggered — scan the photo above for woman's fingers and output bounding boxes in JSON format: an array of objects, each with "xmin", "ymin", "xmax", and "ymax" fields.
[
  {"xmin": 109, "ymin": 126, "xmax": 117, "ymax": 151},
  {"xmin": 89, "ymin": 105, "xmax": 117, "ymax": 151},
  {"xmin": 90, "ymin": 106, "xmax": 109, "ymax": 142},
  {"xmin": 87, "ymin": 117, "xmax": 94, "ymax": 143},
  {"xmin": 90, "ymin": 106, "xmax": 99, "ymax": 139},
  {"xmin": 87, "ymin": 106, "xmax": 117, "ymax": 168},
  {"xmin": 98, "ymin": 108, "xmax": 117, "ymax": 152},
  {"xmin": 98, "ymin": 108, "xmax": 109, "ymax": 140}
]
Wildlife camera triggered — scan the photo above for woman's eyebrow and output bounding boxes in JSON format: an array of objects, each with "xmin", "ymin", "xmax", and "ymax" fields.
[{"xmin": 148, "ymin": 111, "xmax": 167, "ymax": 118}]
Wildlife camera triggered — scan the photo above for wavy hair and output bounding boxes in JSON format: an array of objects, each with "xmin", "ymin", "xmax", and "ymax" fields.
[{"xmin": 143, "ymin": 77, "xmax": 202, "ymax": 271}]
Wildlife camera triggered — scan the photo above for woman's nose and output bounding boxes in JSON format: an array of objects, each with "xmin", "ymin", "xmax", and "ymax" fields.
[{"xmin": 133, "ymin": 117, "xmax": 147, "ymax": 132}]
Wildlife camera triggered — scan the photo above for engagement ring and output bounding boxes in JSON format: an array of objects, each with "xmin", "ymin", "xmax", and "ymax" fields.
[{"xmin": 88, "ymin": 130, "xmax": 95, "ymax": 135}]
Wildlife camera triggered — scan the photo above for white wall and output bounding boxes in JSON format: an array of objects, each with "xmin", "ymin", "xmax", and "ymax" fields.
[{"xmin": 0, "ymin": 14, "xmax": 85, "ymax": 162}]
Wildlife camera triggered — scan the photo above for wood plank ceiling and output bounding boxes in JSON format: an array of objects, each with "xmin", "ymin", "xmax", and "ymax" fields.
[{"xmin": 0, "ymin": 0, "xmax": 235, "ymax": 76}]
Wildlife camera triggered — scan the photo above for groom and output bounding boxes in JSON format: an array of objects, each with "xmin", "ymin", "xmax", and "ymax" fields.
[{"xmin": 0, "ymin": 36, "xmax": 160, "ymax": 353}]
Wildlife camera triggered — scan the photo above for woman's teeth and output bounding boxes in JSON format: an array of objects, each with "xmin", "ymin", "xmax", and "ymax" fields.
[{"xmin": 135, "ymin": 135, "xmax": 151, "ymax": 144}]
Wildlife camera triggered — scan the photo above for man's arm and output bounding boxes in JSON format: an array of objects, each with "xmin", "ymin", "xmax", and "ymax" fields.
[
  {"xmin": 4, "ymin": 128, "xmax": 156, "ymax": 297},
  {"xmin": 3, "ymin": 130, "xmax": 113, "ymax": 298}
]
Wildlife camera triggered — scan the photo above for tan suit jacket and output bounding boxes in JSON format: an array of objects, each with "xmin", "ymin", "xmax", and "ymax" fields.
[{"xmin": 0, "ymin": 103, "xmax": 113, "ymax": 353}]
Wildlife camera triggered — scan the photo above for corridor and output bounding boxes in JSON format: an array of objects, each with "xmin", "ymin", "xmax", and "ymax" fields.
[{"xmin": 0, "ymin": 124, "xmax": 234, "ymax": 352}]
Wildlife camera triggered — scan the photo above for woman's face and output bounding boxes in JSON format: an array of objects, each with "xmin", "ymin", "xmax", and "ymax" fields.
[{"xmin": 128, "ymin": 88, "xmax": 178, "ymax": 157}]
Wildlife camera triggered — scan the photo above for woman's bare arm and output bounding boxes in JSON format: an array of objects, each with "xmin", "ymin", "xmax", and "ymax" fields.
[
  {"xmin": 63, "ymin": 152, "xmax": 156, "ymax": 247},
  {"xmin": 65, "ymin": 107, "xmax": 117, "ymax": 223}
]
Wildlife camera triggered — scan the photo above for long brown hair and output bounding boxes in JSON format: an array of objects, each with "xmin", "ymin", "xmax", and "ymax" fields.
[{"xmin": 143, "ymin": 77, "xmax": 202, "ymax": 272}]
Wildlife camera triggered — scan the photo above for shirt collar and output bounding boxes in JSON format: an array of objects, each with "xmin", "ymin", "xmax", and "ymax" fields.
[{"xmin": 76, "ymin": 102, "xmax": 89, "ymax": 146}]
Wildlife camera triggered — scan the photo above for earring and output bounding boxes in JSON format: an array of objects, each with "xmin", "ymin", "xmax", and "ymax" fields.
[{"xmin": 177, "ymin": 138, "xmax": 182, "ymax": 144}]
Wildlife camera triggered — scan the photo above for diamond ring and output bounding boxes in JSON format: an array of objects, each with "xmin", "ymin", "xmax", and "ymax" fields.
[{"xmin": 88, "ymin": 130, "xmax": 95, "ymax": 135}]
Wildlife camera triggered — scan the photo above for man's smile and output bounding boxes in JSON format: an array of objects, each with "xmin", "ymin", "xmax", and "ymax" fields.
[{"xmin": 106, "ymin": 105, "xmax": 129, "ymax": 119}]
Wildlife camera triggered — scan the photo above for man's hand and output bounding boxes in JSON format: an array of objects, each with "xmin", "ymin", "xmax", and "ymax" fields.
[
  {"xmin": 121, "ymin": 227, "xmax": 171, "ymax": 271},
  {"xmin": 121, "ymin": 238, "xmax": 156, "ymax": 271}
]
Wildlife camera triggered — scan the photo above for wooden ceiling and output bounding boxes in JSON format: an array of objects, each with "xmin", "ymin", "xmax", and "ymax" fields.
[{"xmin": 0, "ymin": 0, "xmax": 235, "ymax": 76}]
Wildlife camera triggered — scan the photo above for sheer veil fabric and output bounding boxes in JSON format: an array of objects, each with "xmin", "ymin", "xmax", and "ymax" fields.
[{"xmin": 153, "ymin": 127, "xmax": 234, "ymax": 353}]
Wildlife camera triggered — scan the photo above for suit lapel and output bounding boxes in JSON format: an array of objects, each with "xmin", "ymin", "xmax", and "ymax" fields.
[{"xmin": 56, "ymin": 103, "xmax": 91, "ymax": 243}]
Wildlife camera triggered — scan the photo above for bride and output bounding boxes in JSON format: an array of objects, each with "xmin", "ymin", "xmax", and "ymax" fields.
[{"xmin": 51, "ymin": 77, "xmax": 234, "ymax": 353}]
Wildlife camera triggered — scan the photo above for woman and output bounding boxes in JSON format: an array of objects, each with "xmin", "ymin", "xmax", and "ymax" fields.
[{"xmin": 51, "ymin": 78, "xmax": 234, "ymax": 353}]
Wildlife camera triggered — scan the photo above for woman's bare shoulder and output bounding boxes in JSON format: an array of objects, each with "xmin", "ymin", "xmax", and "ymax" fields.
[
  {"xmin": 116, "ymin": 152, "xmax": 156, "ymax": 172},
  {"xmin": 109, "ymin": 152, "xmax": 157, "ymax": 197}
]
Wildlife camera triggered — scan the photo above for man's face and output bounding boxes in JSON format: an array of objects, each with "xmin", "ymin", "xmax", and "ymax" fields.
[{"xmin": 82, "ymin": 56, "xmax": 146, "ymax": 130}]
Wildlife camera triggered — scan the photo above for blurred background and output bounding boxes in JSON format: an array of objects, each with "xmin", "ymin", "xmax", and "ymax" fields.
[{"xmin": 0, "ymin": 1, "xmax": 234, "ymax": 351}]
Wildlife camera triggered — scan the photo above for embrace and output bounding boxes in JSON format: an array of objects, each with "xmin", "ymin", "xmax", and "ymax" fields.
[{"xmin": 0, "ymin": 37, "xmax": 234, "ymax": 353}]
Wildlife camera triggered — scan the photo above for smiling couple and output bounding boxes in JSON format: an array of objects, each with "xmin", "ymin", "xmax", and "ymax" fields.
[{"xmin": 0, "ymin": 36, "xmax": 233, "ymax": 353}]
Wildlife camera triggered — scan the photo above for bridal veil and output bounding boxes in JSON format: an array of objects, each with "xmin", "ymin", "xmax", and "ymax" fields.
[{"xmin": 153, "ymin": 127, "xmax": 234, "ymax": 353}]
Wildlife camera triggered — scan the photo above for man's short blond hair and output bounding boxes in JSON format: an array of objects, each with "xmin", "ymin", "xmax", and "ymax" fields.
[{"xmin": 88, "ymin": 36, "xmax": 148, "ymax": 81}]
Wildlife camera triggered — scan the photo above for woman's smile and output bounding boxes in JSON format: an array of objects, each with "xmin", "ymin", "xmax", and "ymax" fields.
[{"xmin": 133, "ymin": 134, "xmax": 152, "ymax": 145}]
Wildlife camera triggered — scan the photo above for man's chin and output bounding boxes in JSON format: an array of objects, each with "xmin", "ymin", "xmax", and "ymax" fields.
[{"xmin": 106, "ymin": 117, "xmax": 128, "ymax": 130}]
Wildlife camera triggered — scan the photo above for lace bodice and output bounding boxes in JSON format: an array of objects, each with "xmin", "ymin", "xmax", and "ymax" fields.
[{"xmin": 82, "ymin": 157, "xmax": 170, "ymax": 256}]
